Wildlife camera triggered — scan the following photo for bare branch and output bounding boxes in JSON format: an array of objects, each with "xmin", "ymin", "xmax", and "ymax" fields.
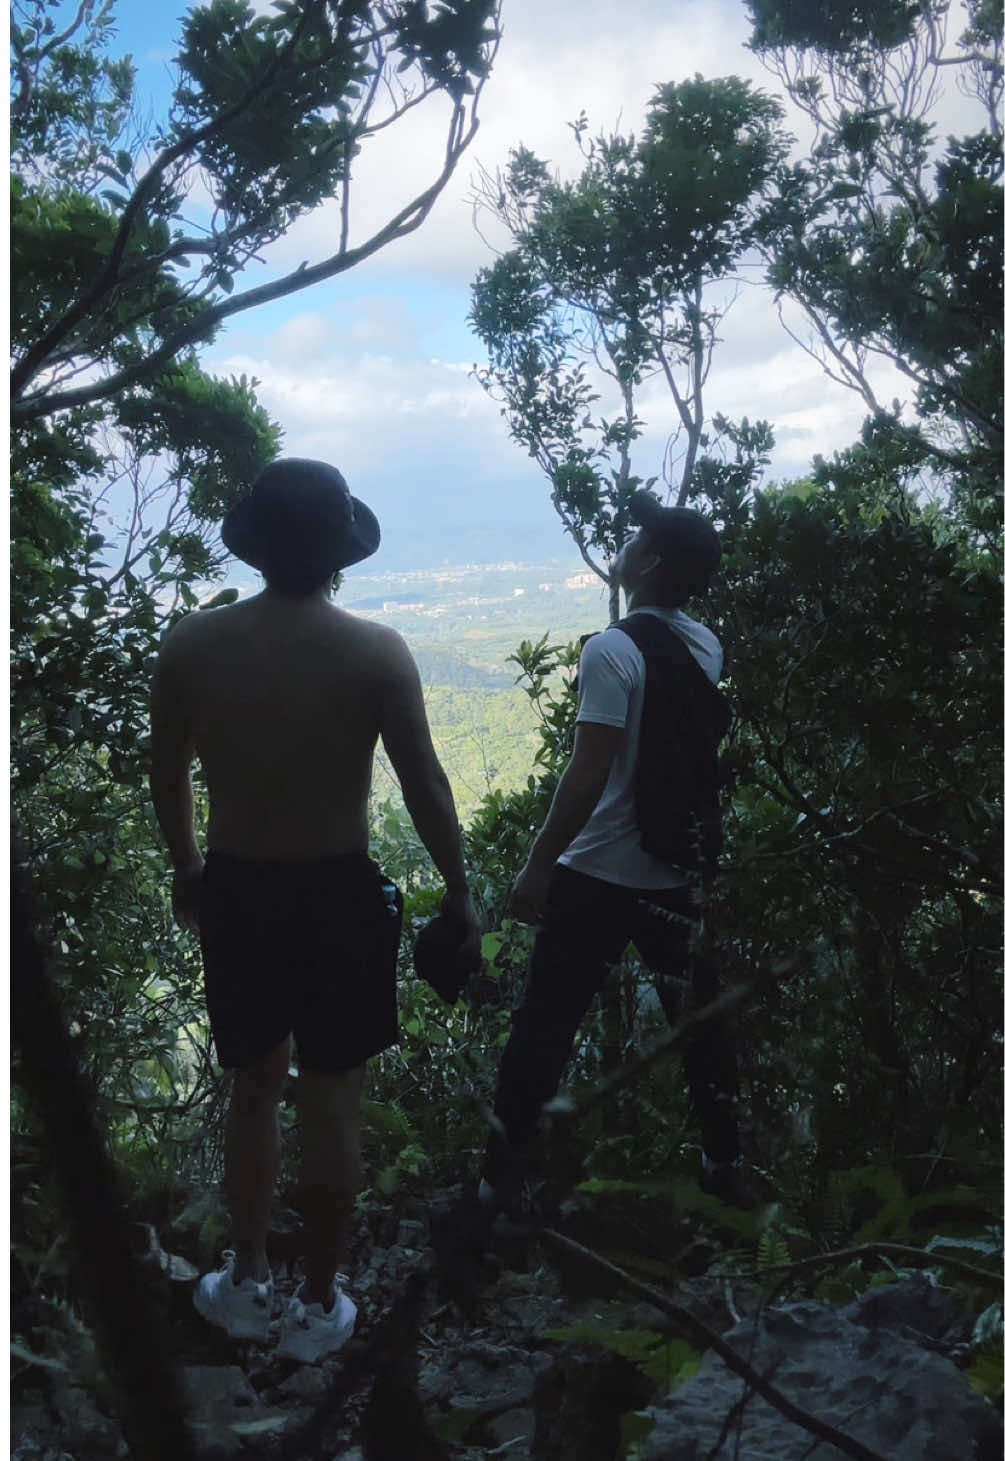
[
  {"xmin": 677, "ymin": 276, "xmax": 706, "ymax": 504},
  {"xmin": 13, "ymin": 100, "xmax": 480, "ymax": 423},
  {"xmin": 756, "ymin": 1241, "xmax": 1002, "ymax": 1294},
  {"xmin": 539, "ymin": 1231, "xmax": 888, "ymax": 1461}
]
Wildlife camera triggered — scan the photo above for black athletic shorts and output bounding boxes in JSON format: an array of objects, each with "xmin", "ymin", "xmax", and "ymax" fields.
[{"xmin": 199, "ymin": 851, "xmax": 403, "ymax": 1073}]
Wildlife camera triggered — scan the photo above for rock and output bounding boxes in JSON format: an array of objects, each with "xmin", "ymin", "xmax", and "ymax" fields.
[
  {"xmin": 396, "ymin": 1218, "xmax": 427, "ymax": 1249},
  {"xmin": 180, "ymin": 1364, "xmax": 288, "ymax": 1458},
  {"xmin": 181, "ymin": 1365, "xmax": 259, "ymax": 1414},
  {"xmin": 497, "ymin": 1293, "xmax": 568, "ymax": 1335},
  {"xmin": 279, "ymin": 1367, "xmax": 329, "ymax": 1402},
  {"xmin": 844, "ymin": 1272, "xmax": 970, "ymax": 1350},
  {"xmin": 642, "ymin": 1292, "xmax": 1003, "ymax": 1461},
  {"xmin": 352, "ymin": 1266, "xmax": 379, "ymax": 1296},
  {"xmin": 478, "ymin": 1405, "xmax": 534, "ymax": 1448},
  {"xmin": 50, "ymin": 1384, "xmax": 123, "ymax": 1455},
  {"xmin": 382, "ymin": 1242, "xmax": 415, "ymax": 1278},
  {"xmin": 419, "ymin": 1342, "xmax": 551, "ymax": 1412},
  {"xmin": 11, "ymin": 1402, "xmax": 64, "ymax": 1461}
]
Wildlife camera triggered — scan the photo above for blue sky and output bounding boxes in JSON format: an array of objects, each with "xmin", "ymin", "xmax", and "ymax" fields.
[{"xmin": 75, "ymin": 0, "xmax": 979, "ymax": 569}]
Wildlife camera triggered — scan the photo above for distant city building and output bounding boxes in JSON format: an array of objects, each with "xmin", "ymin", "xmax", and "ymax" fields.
[{"xmin": 565, "ymin": 573, "xmax": 596, "ymax": 590}]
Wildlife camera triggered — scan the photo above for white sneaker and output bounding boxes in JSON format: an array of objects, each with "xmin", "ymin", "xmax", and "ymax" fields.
[
  {"xmin": 193, "ymin": 1249, "xmax": 274, "ymax": 1341},
  {"xmin": 276, "ymin": 1279, "xmax": 356, "ymax": 1364}
]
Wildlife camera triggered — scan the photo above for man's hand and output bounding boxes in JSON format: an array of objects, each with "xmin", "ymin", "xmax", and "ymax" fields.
[
  {"xmin": 171, "ymin": 855, "xmax": 204, "ymax": 935},
  {"xmin": 441, "ymin": 885, "xmax": 482, "ymax": 967},
  {"xmin": 508, "ymin": 858, "xmax": 553, "ymax": 926}
]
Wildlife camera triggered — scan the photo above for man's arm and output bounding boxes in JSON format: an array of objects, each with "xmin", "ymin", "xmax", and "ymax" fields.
[
  {"xmin": 378, "ymin": 635, "xmax": 479, "ymax": 940},
  {"xmin": 509, "ymin": 721, "xmax": 621, "ymax": 923},
  {"xmin": 149, "ymin": 630, "xmax": 203, "ymax": 933}
]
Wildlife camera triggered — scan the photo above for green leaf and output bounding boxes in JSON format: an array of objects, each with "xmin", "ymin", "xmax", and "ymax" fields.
[
  {"xmin": 967, "ymin": 1340, "xmax": 1004, "ymax": 1398},
  {"xmin": 620, "ymin": 1409, "xmax": 657, "ymax": 1459},
  {"xmin": 758, "ymin": 1228, "xmax": 791, "ymax": 1273}
]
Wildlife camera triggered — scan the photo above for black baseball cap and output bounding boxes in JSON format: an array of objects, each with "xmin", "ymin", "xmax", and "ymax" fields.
[{"xmin": 628, "ymin": 490, "xmax": 722, "ymax": 575}]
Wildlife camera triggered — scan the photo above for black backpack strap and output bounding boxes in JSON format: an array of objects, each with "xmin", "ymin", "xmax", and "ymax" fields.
[
  {"xmin": 612, "ymin": 614, "xmax": 732, "ymax": 745},
  {"xmin": 611, "ymin": 614, "xmax": 732, "ymax": 873}
]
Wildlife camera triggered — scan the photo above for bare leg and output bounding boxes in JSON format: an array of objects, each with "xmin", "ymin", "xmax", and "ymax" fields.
[
  {"xmin": 296, "ymin": 1062, "xmax": 366, "ymax": 1308},
  {"xmin": 225, "ymin": 1036, "xmax": 292, "ymax": 1284}
]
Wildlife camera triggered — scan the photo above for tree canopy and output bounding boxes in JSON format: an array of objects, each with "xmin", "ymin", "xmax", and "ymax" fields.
[
  {"xmin": 751, "ymin": 0, "xmax": 1003, "ymax": 534},
  {"xmin": 469, "ymin": 75, "xmax": 786, "ymax": 617},
  {"xmin": 11, "ymin": 0, "xmax": 500, "ymax": 422}
]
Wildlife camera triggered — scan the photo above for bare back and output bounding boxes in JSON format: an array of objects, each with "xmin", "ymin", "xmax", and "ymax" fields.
[{"xmin": 157, "ymin": 593, "xmax": 406, "ymax": 860}]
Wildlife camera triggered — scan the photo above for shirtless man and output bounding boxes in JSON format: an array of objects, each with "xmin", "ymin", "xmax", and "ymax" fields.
[{"xmin": 149, "ymin": 458, "xmax": 478, "ymax": 1362}]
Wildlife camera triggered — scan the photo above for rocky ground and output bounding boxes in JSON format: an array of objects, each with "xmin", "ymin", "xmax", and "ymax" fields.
[{"xmin": 11, "ymin": 1185, "xmax": 1004, "ymax": 1461}]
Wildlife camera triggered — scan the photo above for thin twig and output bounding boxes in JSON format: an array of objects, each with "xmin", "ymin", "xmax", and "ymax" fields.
[
  {"xmin": 553, "ymin": 981, "xmax": 753, "ymax": 1124},
  {"xmin": 755, "ymin": 1241, "xmax": 1002, "ymax": 1291}
]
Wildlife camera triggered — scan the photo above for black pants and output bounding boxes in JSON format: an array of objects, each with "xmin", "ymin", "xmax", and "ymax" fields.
[{"xmin": 485, "ymin": 864, "xmax": 739, "ymax": 1185}]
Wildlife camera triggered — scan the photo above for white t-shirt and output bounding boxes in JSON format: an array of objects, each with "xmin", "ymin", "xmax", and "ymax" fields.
[{"xmin": 558, "ymin": 607, "xmax": 724, "ymax": 890}]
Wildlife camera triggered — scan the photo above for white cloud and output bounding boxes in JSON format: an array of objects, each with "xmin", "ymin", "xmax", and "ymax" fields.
[
  {"xmin": 249, "ymin": 0, "xmax": 769, "ymax": 288},
  {"xmin": 237, "ymin": 0, "xmax": 983, "ymax": 293},
  {"xmin": 194, "ymin": 0, "xmax": 983, "ymax": 562},
  {"xmin": 205, "ymin": 312, "xmax": 574, "ymax": 566}
]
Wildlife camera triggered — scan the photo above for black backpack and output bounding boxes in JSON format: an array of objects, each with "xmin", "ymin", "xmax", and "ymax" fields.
[{"xmin": 612, "ymin": 614, "xmax": 733, "ymax": 876}]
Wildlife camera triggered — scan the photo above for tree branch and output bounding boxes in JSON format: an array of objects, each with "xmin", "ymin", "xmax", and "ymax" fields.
[
  {"xmin": 757, "ymin": 1241, "xmax": 1002, "ymax": 1292},
  {"xmin": 548, "ymin": 981, "xmax": 754, "ymax": 1125},
  {"xmin": 677, "ymin": 276, "xmax": 705, "ymax": 505},
  {"xmin": 538, "ymin": 1230, "xmax": 888, "ymax": 1461},
  {"xmin": 11, "ymin": 0, "xmax": 326, "ymax": 398},
  {"xmin": 13, "ymin": 100, "xmax": 479, "ymax": 423}
]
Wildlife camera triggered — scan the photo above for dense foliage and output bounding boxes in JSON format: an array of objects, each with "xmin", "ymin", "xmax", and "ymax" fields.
[{"xmin": 470, "ymin": 75, "xmax": 783, "ymax": 619}]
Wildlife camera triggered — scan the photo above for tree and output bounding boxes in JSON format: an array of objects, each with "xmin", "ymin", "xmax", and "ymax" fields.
[
  {"xmin": 714, "ymin": 0, "xmax": 1004, "ymax": 1180},
  {"xmin": 9, "ymin": 0, "xmax": 497, "ymax": 1206},
  {"xmin": 469, "ymin": 76, "xmax": 785, "ymax": 620},
  {"xmin": 696, "ymin": 438, "xmax": 1002, "ymax": 1180},
  {"xmin": 748, "ymin": 0, "xmax": 1003, "ymax": 536},
  {"xmin": 11, "ymin": 0, "xmax": 501, "ymax": 423}
]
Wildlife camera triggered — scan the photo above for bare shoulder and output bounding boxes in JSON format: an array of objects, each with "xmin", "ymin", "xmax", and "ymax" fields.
[
  {"xmin": 334, "ymin": 612, "xmax": 416, "ymax": 676},
  {"xmin": 155, "ymin": 604, "xmax": 231, "ymax": 664}
]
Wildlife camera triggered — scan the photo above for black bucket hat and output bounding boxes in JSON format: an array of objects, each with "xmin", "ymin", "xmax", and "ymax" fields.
[
  {"xmin": 628, "ymin": 490, "xmax": 722, "ymax": 576},
  {"xmin": 221, "ymin": 458, "xmax": 381, "ymax": 584}
]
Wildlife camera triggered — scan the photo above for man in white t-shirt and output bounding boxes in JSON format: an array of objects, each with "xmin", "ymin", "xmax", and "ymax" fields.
[{"xmin": 480, "ymin": 491, "xmax": 742, "ymax": 1209}]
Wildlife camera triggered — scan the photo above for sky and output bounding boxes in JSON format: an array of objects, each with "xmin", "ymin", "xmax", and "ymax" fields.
[{"xmin": 101, "ymin": 0, "xmax": 980, "ymax": 570}]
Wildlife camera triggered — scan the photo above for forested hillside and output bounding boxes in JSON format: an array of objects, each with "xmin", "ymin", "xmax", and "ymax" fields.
[{"xmin": 11, "ymin": 1, "xmax": 1003, "ymax": 1458}]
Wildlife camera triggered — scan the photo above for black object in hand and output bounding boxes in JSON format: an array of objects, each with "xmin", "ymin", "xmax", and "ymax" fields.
[{"xmin": 413, "ymin": 911, "xmax": 481, "ymax": 1004}]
